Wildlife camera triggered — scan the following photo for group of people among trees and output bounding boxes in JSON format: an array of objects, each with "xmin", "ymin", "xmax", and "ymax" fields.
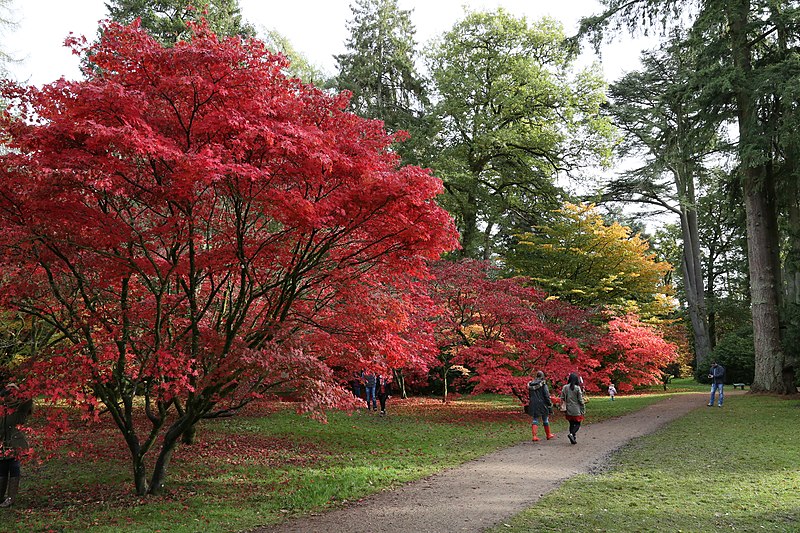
[{"xmin": 351, "ymin": 372, "xmax": 392, "ymax": 416}]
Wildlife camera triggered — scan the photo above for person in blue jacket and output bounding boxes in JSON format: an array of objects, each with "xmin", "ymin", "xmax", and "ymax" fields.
[{"xmin": 708, "ymin": 362, "xmax": 725, "ymax": 407}]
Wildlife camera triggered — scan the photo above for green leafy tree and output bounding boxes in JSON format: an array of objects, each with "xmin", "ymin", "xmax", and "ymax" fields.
[
  {"xmin": 426, "ymin": 9, "xmax": 614, "ymax": 260},
  {"xmin": 334, "ymin": 0, "xmax": 428, "ymax": 162},
  {"xmin": 105, "ymin": 0, "xmax": 254, "ymax": 45},
  {"xmin": 261, "ymin": 29, "xmax": 328, "ymax": 85}
]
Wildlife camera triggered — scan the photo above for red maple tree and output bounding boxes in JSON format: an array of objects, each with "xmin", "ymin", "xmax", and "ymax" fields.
[
  {"xmin": 590, "ymin": 314, "xmax": 679, "ymax": 393},
  {"xmin": 427, "ymin": 260, "xmax": 599, "ymax": 404},
  {"xmin": 427, "ymin": 260, "xmax": 680, "ymax": 403},
  {"xmin": 0, "ymin": 21, "xmax": 457, "ymax": 495}
]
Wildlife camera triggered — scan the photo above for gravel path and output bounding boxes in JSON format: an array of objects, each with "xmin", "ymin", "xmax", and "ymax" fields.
[{"xmin": 253, "ymin": 392, "xmax": 713, "ymax": 533}]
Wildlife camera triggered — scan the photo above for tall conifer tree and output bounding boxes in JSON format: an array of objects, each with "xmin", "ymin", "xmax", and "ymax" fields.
[{"xmin": 334, "ymin": 0, "xmax": 428, "ymax": 158}]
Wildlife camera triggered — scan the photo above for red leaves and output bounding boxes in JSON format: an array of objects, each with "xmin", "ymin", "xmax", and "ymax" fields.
[
  {"xmin": 591, "ymin": 314, "xmax": 679, "ymax": 392},
  {"xmin": 427, "ymin": 260, "xmax": 597, "ymax": 402},
  {"xmin": 426, "ymin": 260, "xmax": 679, "ymax": 400},
  {"xmin": 0, "ymin": 20, "xmax": 457, "ymax": 492}
]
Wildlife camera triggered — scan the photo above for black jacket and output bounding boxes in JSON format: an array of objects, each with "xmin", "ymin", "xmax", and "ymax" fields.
[
  {"xmin": 527, "ymin": 379, "xmax": 552, "ymax": 417},
  {"xmin": 710, "ymin": 365, "xmax": 725, "ymax": 385}
]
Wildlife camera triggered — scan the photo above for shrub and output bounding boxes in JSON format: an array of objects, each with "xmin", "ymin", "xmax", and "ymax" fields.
[{"xmin": 711, "ymin": 328, "xmax": 755, "ymax": 384}]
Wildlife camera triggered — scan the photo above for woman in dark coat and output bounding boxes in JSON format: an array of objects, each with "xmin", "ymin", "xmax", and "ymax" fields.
[
  {"xmin": 560, "ymin": 372, "xmax": 586, "ymax": 445},
  {"xmin": 376, "ymin": 375, "xmax": 392, "ymax": 416},
  {"xmin": 527, "ymin": 371, "xmax": 555, "ymax": 441},
  {"xmin": 0, "ymin": 381, "xmax": 33, "ymax": 507}
]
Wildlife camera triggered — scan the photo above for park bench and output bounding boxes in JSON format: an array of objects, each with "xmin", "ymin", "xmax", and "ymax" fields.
[{"xmin": 733, "ymin": 383, "xmax": 746, "ymax": 390}]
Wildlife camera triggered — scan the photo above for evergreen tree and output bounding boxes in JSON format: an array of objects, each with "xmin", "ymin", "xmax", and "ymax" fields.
[
  {"xmin": 580, "ymin": 0, "xmax": 799, "ymax": 393},
  {"xmin": 105, "ymin": 0, "xmax": 254, "ymax": 45},
  {"xmin": 334, "ymin": 0, "xmax": 428, "ymax": 145},
  {"xmin": 603, "ymin": 35, "xmax": 723, "ymax": 367}
]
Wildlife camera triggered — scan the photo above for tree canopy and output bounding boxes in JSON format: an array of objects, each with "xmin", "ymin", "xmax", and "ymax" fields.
[
  {"xmin": 506, "ymin": 203, "xmax": 673, "ymax": 317},
  {"xmin": 104, "ymin": 0, "xmax": 255, "ymax": 44},
  {"xmin": 425, "ymin": 9, "xmax": 615, "ymax": 260},
  {"xmin": 0, "ymin": 21, "xmax": 457, "ymax": 495},
  {"xmin": 334, "ymin": 0, "xmax": 428, "ymax": 140}
]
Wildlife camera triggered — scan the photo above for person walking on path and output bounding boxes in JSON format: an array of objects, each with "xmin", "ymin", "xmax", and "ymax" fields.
[
  {"xmin": 608, "ymin": 383, "xmax": 616, "ymax": 401},
  {"xmin": 527, "ymin": 371, "xmax": 555, "ymax": 441},
  {"xmin": 376, "ymin": 375, "xmax": 391, "ymax": 416},
  {"xmin": 560, "ymin": 372, "xmax": 586, "ymax": 445},
  {"xmin": 0, "ymin": 380, "xmax": 33, "ymax": 508},
  {"xmin": 708, "ymin": 362, "xmax": 725, "ymax": 407},
  {"xmin": 364, "ymin": 372, "xmax": 377, "ymax": 411}
]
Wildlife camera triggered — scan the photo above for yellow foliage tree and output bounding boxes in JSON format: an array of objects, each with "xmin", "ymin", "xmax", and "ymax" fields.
[{"xmin": 506, "ymin": 203, "xmax": 674, "ymax": 318}]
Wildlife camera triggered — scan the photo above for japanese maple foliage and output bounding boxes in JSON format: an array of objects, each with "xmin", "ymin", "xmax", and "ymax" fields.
[
  {"xmin": 426, "ymin": 261, "xmax": 680, "ymax": 403},
  {"xmin": 591, "ymin": 314, "xmax": 679, "ymax": 393},
  {"xmin": 427, "ymin": 260, "xmax": 599, "ymax": 404},
  {"xmin": 0, "ymin": 21, "xmax": 457, "ymax": 495}
]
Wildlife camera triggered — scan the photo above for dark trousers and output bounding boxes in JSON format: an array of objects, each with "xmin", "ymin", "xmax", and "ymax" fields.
[
  {"xmin": 0, "ymin": 459, "xmax": 20, "ymax": 478},
  {"xmin": 568, "ymin": 420, "xmax": 582, "ymax": 435}
]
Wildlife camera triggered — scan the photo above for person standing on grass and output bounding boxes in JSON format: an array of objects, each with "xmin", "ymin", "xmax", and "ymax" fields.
[
  {"xmin": 0, "ymin": 379, "xmax": 33, "ymax": 508},
  {"xmin": 608, "ymin": 383, "xmax": 617, "ymax": 401},
  {"xmin": 528, "ymin": 371, "xmax": 556, "ymax": 441},
  {"xmin": 376, "ymin": 375, "xmax": 392, "ymax": 416},
  {"xmin": 560, "ymin": 372, "xmax": 585, "ymax": 445},
  {"xmin": 708, "ymin": 362, "xmax": 725, "ymax": 407},
  {"xmin": 364, "ymin": 372, "xmax": 377, "ymax": 411},
  {"xmin": 351, "ymin": 370, "xmax": 363, "ymax": 399}
]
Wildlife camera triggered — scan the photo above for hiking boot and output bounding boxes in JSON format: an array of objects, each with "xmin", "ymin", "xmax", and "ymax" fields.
[{"xmin": 568, "ymin": 433, "xmax": 576, "ymax": 444}]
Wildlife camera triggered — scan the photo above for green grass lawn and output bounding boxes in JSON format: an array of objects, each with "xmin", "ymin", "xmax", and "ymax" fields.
[
  {"xmin": 7, "ymin": 385, "xmax": 796, "ymax": 532},
  {"xmin": 490, "ymin": 392, "xmax": 800, "ymax": 532}
]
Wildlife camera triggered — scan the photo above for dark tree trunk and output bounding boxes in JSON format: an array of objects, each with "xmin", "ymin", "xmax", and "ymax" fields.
[
  {"xmin": 729, "ymin": 0, "xmax": 795, "ymax": 393},
  {"xmin": 679, "ymin": 204, "xmax": 713, "ymax": 368},
  {"xmin": 148, "ymin": 419, "xmax": 193, "ymax": 496}
]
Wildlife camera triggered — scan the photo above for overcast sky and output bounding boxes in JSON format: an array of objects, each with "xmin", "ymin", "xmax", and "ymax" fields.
[{"xmin": 3, "ymin": 0, "xmax": 657, "ymax": 86}]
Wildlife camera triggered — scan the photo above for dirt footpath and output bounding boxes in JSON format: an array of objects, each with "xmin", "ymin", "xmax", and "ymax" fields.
[{"xmin": 254, "ymin": 392, "xmax": 712, "ymax": 533}]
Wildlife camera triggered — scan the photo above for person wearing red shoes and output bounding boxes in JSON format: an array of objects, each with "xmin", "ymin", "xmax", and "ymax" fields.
[{"xmin": 527, "ymin": 371, "xmax": 556, "ymax": 442}]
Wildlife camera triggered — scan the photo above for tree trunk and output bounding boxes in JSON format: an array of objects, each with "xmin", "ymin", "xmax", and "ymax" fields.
[
  {"xmin": 148, "ymin": 420, "xmax": 192, "ymax": 496},
  {"xmin": 482, "ymin": 221, "xmax": 494, "ymax": 261},
  {"xmin": 743, "ymin": 168, "xmax": 793, "ymax": 392},
  {"xmin": 729, "ymin": 0, "xmax": 795, "ymax": 393},
  {"xmin": 132, "ymin": 453, "xmax": 149, "ymax": 497},
  {"xmin": 392, "ymin": 368, "xmax": 408, "ymax": 399},
  {"xmin": 786, "ymin": 194, "xmax": 800, "ymax": 306},
  {"xmin": 679, "ymin": 204, "xmax": 713, "ymax": 368},
  {"xmin": 181, "ymin": 425, "xmax": 196, "ymax": 445},
  {"xmin": 442, "ymin": 366, "xmax": 449, "ymax": 403},
  {"xmin": 458, "ymin": 199, "xmax": 479, "ymax": 259}
]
